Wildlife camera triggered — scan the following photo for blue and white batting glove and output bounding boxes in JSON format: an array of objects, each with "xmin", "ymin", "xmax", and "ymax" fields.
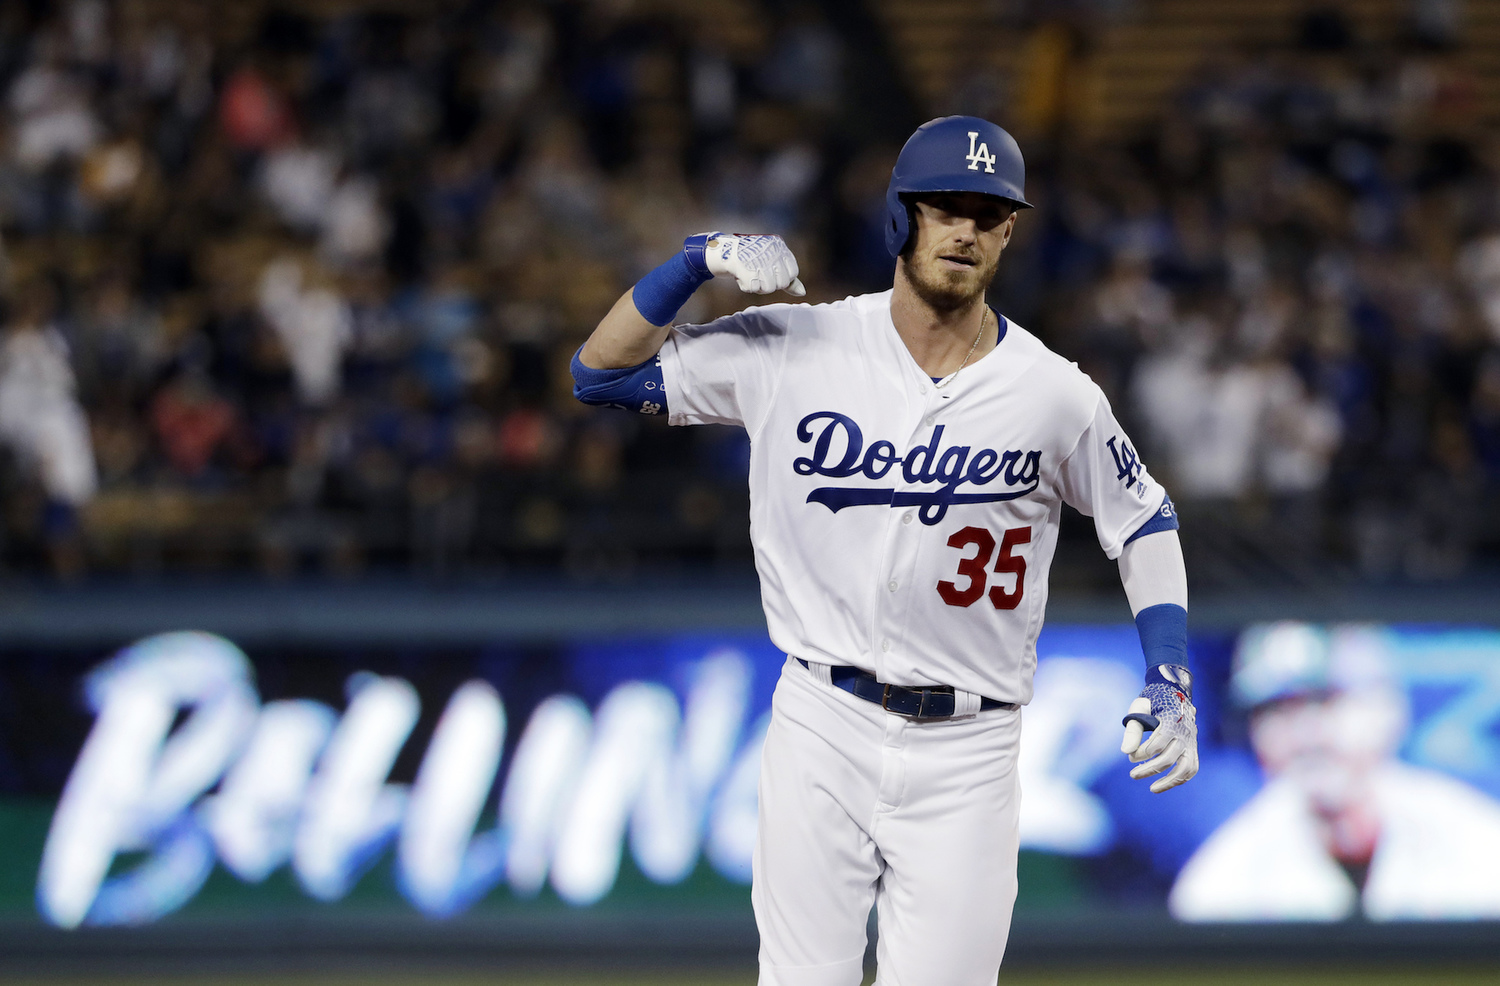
[
  {"xmin": 687, "ymin": 232, "xmax": 806, "ymax": 297},
  {"xmin": 1120, "ymin": 664, "xmax": 1199, "ymax": 793}
]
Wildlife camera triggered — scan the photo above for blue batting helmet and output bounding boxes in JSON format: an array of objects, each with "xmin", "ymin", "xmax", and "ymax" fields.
[{"xmin": 884, "ymin": 116, "xmax": 1033, "ymax": 258}]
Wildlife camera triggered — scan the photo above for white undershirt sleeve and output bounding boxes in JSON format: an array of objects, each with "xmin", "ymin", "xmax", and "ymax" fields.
[{"xmin": 1118, "ymin": 529, "xmax": 1188, "ymax": 618}]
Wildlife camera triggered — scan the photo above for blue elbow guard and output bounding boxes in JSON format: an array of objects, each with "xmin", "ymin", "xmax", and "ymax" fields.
[
  {"xmin": 1135, "ymin": 602, "xmax": 1188, "ymax": 671},
  {"xmin": 571, "ymin": 350, "xmax": 669, "ymax": 415},
  {"xmin": 1124, "ymin": 494, "xmax": 1179, "ymax": 546}
]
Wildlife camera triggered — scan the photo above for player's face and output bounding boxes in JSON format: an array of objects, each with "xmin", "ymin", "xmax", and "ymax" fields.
[
  {"xmin": 1248, "ymin": 687, "xmax": 1405, "ymax": 813},
  {"xmin": 901, "ymin": 193, "xmax": 1016, "ymax": 312}
]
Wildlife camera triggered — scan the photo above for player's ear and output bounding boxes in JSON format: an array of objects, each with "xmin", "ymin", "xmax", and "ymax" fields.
[{"xmin": 999, "ymin": 211, "xmax": 1016, "ymax": 248}]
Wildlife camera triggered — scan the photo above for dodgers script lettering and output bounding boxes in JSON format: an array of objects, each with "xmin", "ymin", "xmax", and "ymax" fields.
[{"xmin": 792, "ymin": 411, "xmax": 1041, "ymax": 525}]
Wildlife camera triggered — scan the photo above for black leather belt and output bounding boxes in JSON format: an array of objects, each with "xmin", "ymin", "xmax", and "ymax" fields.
[{"xmin": 797, "ymin": 658, "xmax": 1016, "ymax": 719}]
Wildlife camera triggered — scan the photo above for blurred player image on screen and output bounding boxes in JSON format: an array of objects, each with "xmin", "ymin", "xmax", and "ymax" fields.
[
  {"xmin": 1170, "ymin": 621, "xmax": 1500, "ymax": 922},
  {"xmin": 572, "ymin": 116, "xmax": 1199, "ymax": 985}
]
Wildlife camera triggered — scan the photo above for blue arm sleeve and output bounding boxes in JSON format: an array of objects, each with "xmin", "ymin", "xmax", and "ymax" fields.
[
  {"xmin": 571, "ymin": 349, "xmax": 669, "ymax": 415},
  {"xmin": 1124, "ymin": 493, "xmax": 1179, "ymax": 546},
  {"xmin": 1135, "ymin": 602, "xmax": 1188, "ymax": 671}
]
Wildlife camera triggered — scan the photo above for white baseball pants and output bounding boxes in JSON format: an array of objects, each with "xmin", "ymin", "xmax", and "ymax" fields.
[{"xmin": 753, "ymin": 656, "xmax": 1022, "ymax": 986}]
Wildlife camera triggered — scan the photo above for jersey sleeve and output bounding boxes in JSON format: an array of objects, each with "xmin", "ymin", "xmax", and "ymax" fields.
[
  {"xmin": 1056, "ymin": 390, "xmax": 1172, "ymax": 560},
  {"xmin": 657, "ymin": 306, "xmax": 791, "ymax": 432}
]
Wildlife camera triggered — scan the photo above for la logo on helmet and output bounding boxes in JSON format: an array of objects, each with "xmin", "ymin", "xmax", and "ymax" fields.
[{"xmin": 965, "ymin": 131, "xmax": 997, "ymax": 173}]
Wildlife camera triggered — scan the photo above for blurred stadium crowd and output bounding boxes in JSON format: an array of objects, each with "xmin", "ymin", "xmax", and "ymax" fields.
[{"xmin": 0, "ymin": 0, "xmax": 1496, "ymax": 586}]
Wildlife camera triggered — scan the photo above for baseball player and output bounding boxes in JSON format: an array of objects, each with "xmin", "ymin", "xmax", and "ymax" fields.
[{"xmin": 572, "ymin": 116, "xmax": 1197, "ymax": 985}]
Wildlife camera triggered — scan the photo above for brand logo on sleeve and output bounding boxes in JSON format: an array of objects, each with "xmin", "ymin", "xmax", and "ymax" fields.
[
  {"xmin": 1106, "ymin": 435, "xmax": 1149, "ymax": 497},
  {"xmin": 792, "ymin": 412, "xmax": 1040, "ymax": 525}
]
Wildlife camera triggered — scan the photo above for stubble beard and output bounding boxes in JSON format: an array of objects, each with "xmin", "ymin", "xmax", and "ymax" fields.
[{"xmin": 901, "ymin": 251, "xmax": 1001, "ymax": 314}]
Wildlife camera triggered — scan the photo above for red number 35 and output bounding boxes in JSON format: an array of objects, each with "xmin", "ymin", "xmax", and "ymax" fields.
[{"xmin": 936, "ymin": 526, "xmax": 1031, "ymax": 610}]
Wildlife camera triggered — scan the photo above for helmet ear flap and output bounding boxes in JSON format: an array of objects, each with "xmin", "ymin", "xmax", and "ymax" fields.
[{"xmin": 884, "ymin": 186, "xmax": 911, "ymax": 258}]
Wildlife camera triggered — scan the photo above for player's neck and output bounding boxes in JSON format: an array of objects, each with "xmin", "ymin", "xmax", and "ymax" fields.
[{"xmin": 889, "ymin": 271, "xmax": 995, "ymax": 379}]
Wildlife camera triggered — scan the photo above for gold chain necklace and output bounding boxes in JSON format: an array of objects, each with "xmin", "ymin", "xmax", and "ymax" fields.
[{"xmin": 933, "ymin": 307, "xmax": 988, "ymax": 390}]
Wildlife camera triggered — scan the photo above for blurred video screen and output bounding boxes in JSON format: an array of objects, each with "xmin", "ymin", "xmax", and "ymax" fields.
[{"xmin": 3, "ymin": 621, "xmax": 1500, "ymax": 929}]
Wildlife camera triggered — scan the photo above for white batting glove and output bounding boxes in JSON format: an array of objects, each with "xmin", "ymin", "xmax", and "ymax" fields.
[
  {"xmin": 686, "ymin": 231, "xmax": 805, "ymax": 297},
  {"xmin": 1120, "ymin": 664, "xmax": 1199, "ymax": 793}
]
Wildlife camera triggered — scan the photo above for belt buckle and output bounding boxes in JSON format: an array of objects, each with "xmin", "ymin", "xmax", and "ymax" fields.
[
  {"xmin": 882, "ymin": 683, "xmax": 939, "ymax": 719},
  {"xmin": 881, "ymin": 683, "xmax": 914, "ymax": 718}
]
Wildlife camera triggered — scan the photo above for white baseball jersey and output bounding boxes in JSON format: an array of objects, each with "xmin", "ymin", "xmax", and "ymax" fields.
[{"xmin": 659, "ymin": 288, "xmax": 1167, "ymax": 705}]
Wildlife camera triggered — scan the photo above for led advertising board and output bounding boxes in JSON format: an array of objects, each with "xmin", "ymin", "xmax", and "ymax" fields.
[{"xmin": 3, "ymin": 622, "xmax": 1500, "ymax": 928}]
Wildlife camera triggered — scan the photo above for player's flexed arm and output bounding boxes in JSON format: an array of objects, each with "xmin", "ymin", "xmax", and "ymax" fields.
[{"xmin": 572, "ymin": 233, "xmax": 804, "ymax": 413}]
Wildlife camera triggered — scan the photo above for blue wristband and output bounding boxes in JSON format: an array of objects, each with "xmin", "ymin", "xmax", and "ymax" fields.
[
  {"xmin": 1135, "ymin": 602, "xmax": 1188, "ymax": 671},
  {"xmin": 632, "ymin": 234, "xmax": 716, "ymax": 326}
]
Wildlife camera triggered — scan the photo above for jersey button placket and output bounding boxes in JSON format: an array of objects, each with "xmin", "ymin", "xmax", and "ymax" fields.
[
  {"xmin": 877, "ymin": 510, "xmax": 919, "ymax": 669},
  {"xmin": 877, "ymin": 403, "xmax": 937, "ymax": 674}
]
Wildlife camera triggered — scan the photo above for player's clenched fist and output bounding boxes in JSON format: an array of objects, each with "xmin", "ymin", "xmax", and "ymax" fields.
[
  {"xmin": 686, "ymin": 231, "xmax": 806, "ymax": 297},
  {"xmin": 1120, "ymin": 664, "xmax": 1200, "ymax": 793}
]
